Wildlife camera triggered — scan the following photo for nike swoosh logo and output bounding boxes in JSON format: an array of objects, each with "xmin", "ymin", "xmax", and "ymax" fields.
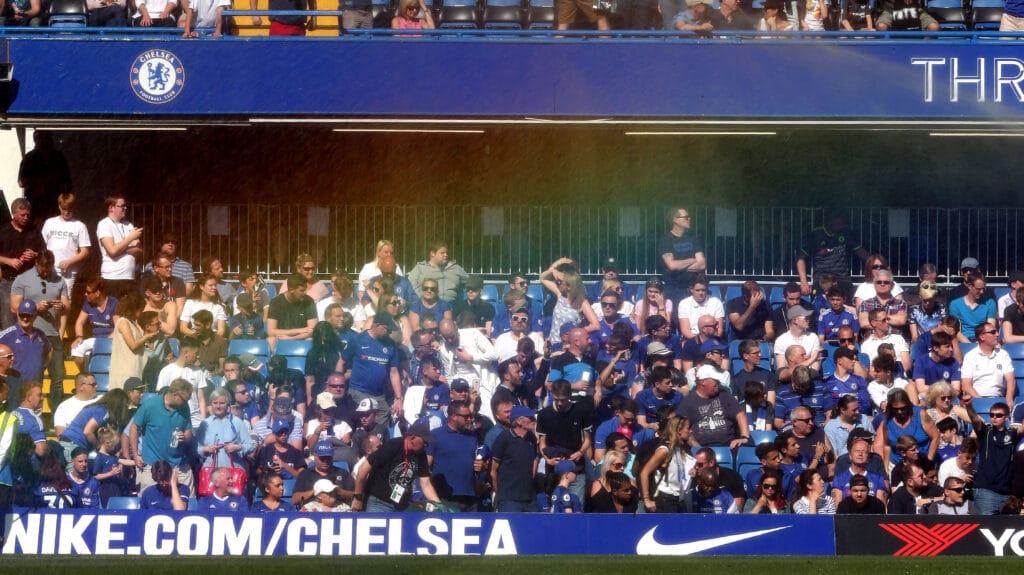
[{"xmin": 635, "ymin": 525, "xmax": 791, "ymax": 555}]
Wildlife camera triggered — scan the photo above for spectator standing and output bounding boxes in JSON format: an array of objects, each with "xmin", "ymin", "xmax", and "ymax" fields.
[
  {"xmin": 0, "ymin": 198, "xmax": 42, "ymax": 329},
  {"xmin": 96, "ymin": 195, "xmax": 142, "ymax": 299},
  {"xmin": 40, "ymin": 193, "xmax": 90, "ymax": 297},
  {"xmin": 657, "ymin": 207, "xmax": 706, "ymax": 308}
]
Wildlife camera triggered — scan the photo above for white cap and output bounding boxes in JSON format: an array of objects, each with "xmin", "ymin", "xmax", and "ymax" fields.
[
  {"xmin": 696, "ymin": 364, "xmax": 727, "ymax": 385},
  {"xmin": 313, "ymin": 479, "xmax": 337, "ymax": 497}
]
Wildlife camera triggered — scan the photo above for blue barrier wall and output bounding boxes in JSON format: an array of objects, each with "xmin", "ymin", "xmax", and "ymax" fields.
[
  {"xmin": 1, "ymin": 510, "xmax": 836, "ymax": 556},
  {"xmin": 6, "ymin": 35, "xmax": 1024, "ymax": 119}
]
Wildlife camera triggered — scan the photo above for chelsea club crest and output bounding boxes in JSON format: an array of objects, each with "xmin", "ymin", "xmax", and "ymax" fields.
[{"xmin": 130, "ymin": 50, "xmax": 185, "ymax": 104}]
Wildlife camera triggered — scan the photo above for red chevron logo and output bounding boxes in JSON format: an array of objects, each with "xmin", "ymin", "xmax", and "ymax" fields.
[{"xmin": 879, "ymin": 523, "xmax": 980, "ymax": 556}]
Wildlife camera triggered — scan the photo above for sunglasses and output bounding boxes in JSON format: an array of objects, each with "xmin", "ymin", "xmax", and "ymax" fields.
[
  {"xmin": 839, "ymin": 337, "xmax": 856, "ymax": 344},
  {"xmin": 874, "ymin": 281, "xmax": 893, "ymax": 286},
  {"xmin": 0, "ymin": 353, "xmax": 13, "ymax": 359},
  {"xmin": 947, "ymin": 486, "xmax": 965, "ymax": 493},
  {"xmin": 991, "ymin": 413, "xmax": 1008, "ymax": 419},
  {"xmin": 422, "ymin": 286, "xmax": 438, "ymax": 292},
  {"xmin": 939, "ymin": 395, "xmax": 953, "ymax": 401},
  {"xmin": 601, "ymin": 302, "xmax": 618, "ymax": 309},
  {"xmin": 794, "ymin": 417, "xmax": 813, "ymax": 423},
  {"xmin": 762, "ymin": 483, "xmax": 779, "ymax": 490},
  {"xmin": 871, "ymin": 264, "xmax": 886, "ymax": 269},
  {"xmin": 327, "ymin": 384, "xmax": 346, "ymax": 389},
  {"xmin": 40, "ymin": 282, "xmax": 46, "ymax": 294}
]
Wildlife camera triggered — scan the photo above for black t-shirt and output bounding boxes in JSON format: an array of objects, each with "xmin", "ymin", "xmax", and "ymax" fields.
[
  {"xmin": 657, "ymin": 230, "xmax": 704, "ymax": 291},
  {"xmin": 491, "ymin": 428, "xmax": 538, "ymax": 502},
  {"xmin": 294, "ymin": 466, "xmax": 354, "ymax": 499},
  {"xmin": 837, "ymin": 495, "xmax": 886, "ymax": 514},
  {"xmin": 717, "ymin": 467, "xmax": 746, "ymax": 499},
  {"xmin": 0, "ymin": 221, "xmax": 42, "ymax": 280},
  {"xmin": 452, "ymin": 299, "xmax": 496, "ymax": 330},
  {"xmin": 726, "ymin": 297, "xmax": 772, "ymax": 341},
  {"xmin": 675, "ymin": 391, "xmax": 742, "ymax": 447},
  {"xmin": 268, "ymin": 0, "xmax": 307, "ymax": 26},
  {"xmin": 366, "ymin": 437, "xmax": 430, "ymax": 508},
  {"xmin": 268, "ymin": 293, "xmax": 317, "ymax": 331},
  {"xmin": 536, "ymin": 403, "xmax": 592, "ymax": 454},
  {"xmin": 254, "ymin": 444, "xmax": 306, "ymax": 480},
  {"xmin": 1005, "ymin": 304, "xmax": 1024, "ymax": 336},
  {"xmin": 588, "ymin": 485, "xmax": 639, "ymax": 513},
  {"xmin": 887, "ymin": 484, "xmax": 942, "ymax": 514}
]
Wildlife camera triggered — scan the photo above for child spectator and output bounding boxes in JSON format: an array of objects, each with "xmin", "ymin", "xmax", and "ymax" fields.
[{"xmin": 93, "ymin": 426, "xmax": 134, "ymax": 506}]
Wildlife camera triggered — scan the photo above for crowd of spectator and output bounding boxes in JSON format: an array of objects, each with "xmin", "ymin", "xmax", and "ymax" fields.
[
  {"xmin": 2, "ymin": 199, "xmax": 1024, "ymax": 520},
  {"xmin": 5, "ymin": 0, "xmax": 1023, "ymax": 37}
]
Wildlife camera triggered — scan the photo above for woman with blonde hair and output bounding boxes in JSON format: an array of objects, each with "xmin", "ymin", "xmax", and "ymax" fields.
[
  {"xmin": 392, "ymin": 0, "xmax": 435, "ymax": 29},
  {"xmin": 358, "ymin": 240, "xmax": 404, "ymax": 293},
  {"xmin": 590, "ymin": 449, "xmax": 630, "ymax": 497},
  {"xmin": 541, "ymin": 257, "xmax": 598, "ymax": 346},
  {"xmin": 639, "ymin": 415, "xmax": 695, "ymax": 513}
]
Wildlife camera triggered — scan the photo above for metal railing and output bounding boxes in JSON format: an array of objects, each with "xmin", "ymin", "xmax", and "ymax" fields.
[{"xmin": 127, "ymin": 204, "xmax": 1024, "ymax": 282}]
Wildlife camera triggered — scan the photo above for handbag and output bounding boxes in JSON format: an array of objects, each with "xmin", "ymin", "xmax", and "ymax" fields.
[{"xmin": 198, "ymin": 418, "xmax": 250, "ymax": 497}]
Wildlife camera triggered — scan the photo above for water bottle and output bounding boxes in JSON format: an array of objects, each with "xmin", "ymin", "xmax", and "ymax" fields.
[{"xmin": 169, "ymin": 429, "xmax": 180, "ymax": 449}]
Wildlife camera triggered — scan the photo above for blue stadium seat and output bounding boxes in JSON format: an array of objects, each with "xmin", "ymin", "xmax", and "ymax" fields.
[
  {"xmin": 480, "ymin": 284, "xmax": 500, "ymax": 301},
  {"xmin": 1002, "ymin": 342, "xmax": 1024, "ymax": 359},
  {"xmin": 698, "ymin": 445, "xmax": 734, "ymax": 469},
  {"xmin": 372, "ymin": 0, "xmax": 393, "ymax": 26},
  {"xmin": 92, "ymin": 337, "xmax": 114, "ymax": 356},
  {"xmin": 286, "ymin": 356, "xmax": 306, "ymax": 372},
  {"xmin": 927, "ymin": 0, "xmax": 968, "ymax": 30},
  {"xmin": 724, "ymin": 285, "xmax": 742, "ymax": 302},
  {"xmin": 970, "ymin": 397, "xmax": 1002, "ymax": 424},
  {"xmin": 960, "ymin": 342, "xmax": 978, "ymax": 357},
  {"xmin": 971, "ymin": 0, "xmax": 1004, "ymax": 29},
  {"xmin": 264, "ymin": 283, "xmax": 278, "ymax": 299},
  {"xmin": 187, "ymin": 498, "xmax": 199, "ymax": 511},
  {"xmin": 106, "ymin": 496, "xmax": 140, "ymax": 510},
  {"xmin": 93, "ymin": 373, "xmax": 110, "ymax": 393},
  {"xmin": 282, "ymin": 479, "xmax": 296, "ymax": 496},
  {"xmin": 440, "ymin": 0, "xmax": 480, "ymax": 28},
  {"xmin": 275, "ymin": 339, "xmax": 312, "ymax": 358},
  {"xmin": 483, "ymin": 0, "xmax": 523, "ymax": 28},
  {"xmin": 768, "ymin": 287, "xmax": 785, "ymax": 306},
  {"xmin": 229, "ymin": 339, "xmax": 270, "ymax": 358},
  {"xmin": 168, "ymin": 337, "xmax": 180, "ymax": 357},
  {"xmin": 821, "ymin": 357, "xmax": 836, "ymax": 379},
  {"xmin": 526, "ymin": 0, "xmax": 554, "ymax": 29},
  {"xmin": 527, "ymin": 284, "xmax": 544, "ymax": 302},
  {"xmin": 734, "ymin": 446, "xmax": 761, "ymax": 480},
  {"xmin": 49, "ymin": 0, "xmax": 88, "ymax": 27},
  {"xmin": 750, "ymin": 430, "xmax": 776, "ymax": 446},
  {"xmin": 88, "ymin": 353, "xmax": 110, "ymax": 371}
]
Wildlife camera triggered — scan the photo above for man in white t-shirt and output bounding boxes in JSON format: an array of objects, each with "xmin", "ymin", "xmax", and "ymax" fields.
[
  {"xmin": 96, "ymin": 194, "xmax": 143, "ymax": 299},
  {"xmin": 40, "ymin": 192, "xmax": 91, "ymax": 296},
  {"xmin": 156, "ymin": 336, "xmax": 209, "ymax": 429},
  {"xmin": 859, "ymin": 308, "xmax": 912, "ymax": 374},
  {"xmin": 53, "ymin": 373, "xmax": 99, "ymax": 435},
  {"xmin": 774, "ymin": 305, "xmax": 820, "ymax": 370},
  {"xmin": 677, "ymin": 276, "xmax": 725, "ymax": 340},
  {"xmin": 961, "ymin": 323, "xmax": 1016, "ymax": 404}
]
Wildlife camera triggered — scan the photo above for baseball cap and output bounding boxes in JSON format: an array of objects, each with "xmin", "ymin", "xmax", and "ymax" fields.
[
  {"xmin": 271, "ymin": 418, "xmax": 292, "ymax": 434},
  {"xmin": 686, "ymin": 0, "xmax": 712, "ymax": 6},
  {"xmin": 646, "ymin": 341, "xmax": 674, "ymax": 357},
  {"xmin": 786, "ymin": 305, "xmax": 813, "ymax": 321},
  {"xmin": 554, "ymin": 460, "xmax": 576, "ymax": 476},
  {"xmin": 450, "ymin": 378, "xmax": 471, "ymax": 392},
  {"xmin": 17, "ymin": 299, "xmax": 37, "ymax": 316},
  {"xmin": 407, "ymin": 421, "xmax": 435, "ymax": 444},
  {"xmin": 699, "ymin": 338, "xmax": 727, "ymax": 356},
  {"xmin": 124, "ymin": 376, "xmax": 146, "ymax": 391},
  {"xmin": 601, "ymin": 257, "xmax": 618, "ymax": 273},
  {"xmin": 1010, "ymin": 271, "xmax": 1024, "ymax": 285},
  {"xmin": 695, "ymin": 364, "xmax": 727, "ymax": 385},
  {"xmin": 356, "ymin": 398, "xmax": 378, "ymax": 413},
  {"xmin": 312, "ymin": 478, "xmax": 337, "ymax": 497},
  {"xmin": 511, "ymin": 405, "xmax": 535, "ymax": 421},
  {"xmin": 238, "ymin": 352, "xmax": 263, "ymax": 372},
  {"xmin": 373, "ymin": 313, "xmax": 398, "ymax": 331},
  {"xmin": 465, "ymin": 276, "xmax": 484, "ymax": 291},
  {"xmin": 960, "ymin": 257, "xmax": 980, "ymax": 271},
  {"xmin": 615, "ymin": 425, "xmax": 634, "ymax": 440},
  {"xmin": 313, "ymin": 440, "xmax": 334, "ymax": 457},
  {"xmin": 235, "ymin": 292, "xmax": 254, "ymax": 308}
]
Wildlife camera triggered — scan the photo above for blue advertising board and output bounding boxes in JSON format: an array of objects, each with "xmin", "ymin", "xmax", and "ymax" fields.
[
  {"xmin": 1, "ymin": 510, "xmax": 836, "ymax": 556},
  {"xmin": 4, "ymin": 36, "xmax": 1024, "ymax": 119}
]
